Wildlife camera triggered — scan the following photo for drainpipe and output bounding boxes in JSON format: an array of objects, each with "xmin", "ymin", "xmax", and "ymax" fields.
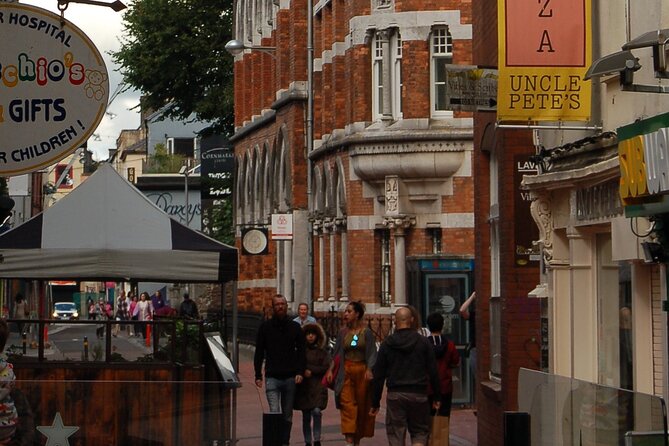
[{"xmin": 306, "ymin": 0, "xmax": 314, "ymax": 309}]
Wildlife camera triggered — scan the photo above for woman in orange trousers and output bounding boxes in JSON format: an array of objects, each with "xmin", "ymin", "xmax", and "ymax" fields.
[{"xmin": 326, "ymin": 301, "xmax": 377, "ymax": 446}]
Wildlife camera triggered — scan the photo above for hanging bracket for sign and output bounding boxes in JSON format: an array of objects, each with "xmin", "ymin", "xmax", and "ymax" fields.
[
  {"xmin": 57, "ymin": 0, "xmax": 127, "ymax": 13},
  {"xmin": 495, "ymin": 123, "xmax": 603, "ymax": 131}
]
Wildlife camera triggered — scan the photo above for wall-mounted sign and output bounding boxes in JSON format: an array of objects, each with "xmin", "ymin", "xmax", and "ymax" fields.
[
  {"xmin": 443, "ymin": 65, "xmax": 498, "ymax": 111},
  {"xmin": 514, "ymin": 155, "xmax": 540, "ymax": 266},
  {"xmin": 271, "ymin": 213, "xmax": 293, "ymax": 240},
  {"xmin": 144, "ymin": 190, "xmax": 201, "ymax": 229},
  {"xmin": 242, "ymin": 227, "xmax": 268, "ymax": 255},
  {"xmin": 497, "ymin": 0, "xmax": 591, "ymax": 121},
  {"xmin": 201, "ymin": 146, "xmax": 234, "ymax": 200},
  {"xmin": 0, "ymin": 3, "xmax": 108, "ymax": 175},
  {"xmin": 618, "ymin": 112, "xmax": 669, "ymax": 207}
]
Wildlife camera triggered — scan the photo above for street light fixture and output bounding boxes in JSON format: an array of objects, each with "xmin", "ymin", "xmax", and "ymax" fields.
[{"xmin": 225, "ymin": 39, "xmax": 276, "ymax": 58}]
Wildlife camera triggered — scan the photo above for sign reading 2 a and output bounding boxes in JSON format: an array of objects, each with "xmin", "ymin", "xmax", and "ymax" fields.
[{"xmin": 505, "ymin": 0, "xmax": 585, "ymax": 67}]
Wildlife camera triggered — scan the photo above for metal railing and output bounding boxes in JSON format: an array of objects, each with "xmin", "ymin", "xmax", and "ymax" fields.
[{"xmin": 6, "ymin": 318, "xmax": 208, "ymax": 365}]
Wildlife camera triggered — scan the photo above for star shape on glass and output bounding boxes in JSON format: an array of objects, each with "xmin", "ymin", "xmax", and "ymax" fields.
[{"xmin": 37, "ymin": 412, "xmax": 79, "ymax": 446}]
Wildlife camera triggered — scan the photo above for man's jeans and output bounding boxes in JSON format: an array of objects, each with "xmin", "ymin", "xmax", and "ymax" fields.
[{"xmin": 265, "ymin": 376, "xmax": 296, "ymax": 445}]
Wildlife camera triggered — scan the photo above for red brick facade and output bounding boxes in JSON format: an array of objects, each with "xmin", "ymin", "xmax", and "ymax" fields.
[
  {"xmin": 473, "ymin": 0, "xmax": 542, "ymax": 443},
  {"xmin": 231, "ymin": 0, "xmax": 477, "ymax": 387}
]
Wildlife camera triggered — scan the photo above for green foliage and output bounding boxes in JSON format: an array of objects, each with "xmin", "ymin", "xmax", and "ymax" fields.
[
  {"xmin": 145, "ymin": 143, "xmax": 186, "ymax": 173},
  {"xmin": 113, "ymin": 0, "xmax": 235, "ymax": 135}
]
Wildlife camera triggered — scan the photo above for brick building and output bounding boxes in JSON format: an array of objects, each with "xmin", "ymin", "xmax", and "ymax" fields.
[
  {"xmin": 230, "ymin": 0, "xmax": 477, "ymax": 403},
  {"xmin": 472, "ymin": 0, "xmax": 542, "ymax": 444}
]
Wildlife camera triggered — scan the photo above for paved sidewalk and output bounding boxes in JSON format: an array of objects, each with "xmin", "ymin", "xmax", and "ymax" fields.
[{"xmin": 234, "ymin": 345, "xmax": 477, "ymax": 445}]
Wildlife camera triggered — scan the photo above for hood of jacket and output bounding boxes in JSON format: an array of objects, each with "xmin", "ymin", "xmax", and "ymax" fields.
[
  {"xmin": 302, "ymin": 322, "xmax": 327, "ymax": 349},
  {"xmin": 385, "ymin": 328, "xmax": 422, "ymax": 353}
]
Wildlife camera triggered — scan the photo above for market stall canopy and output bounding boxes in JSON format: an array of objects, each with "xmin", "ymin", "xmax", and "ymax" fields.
[{"xmin": 0, "ymin": 164, "xmax": 237, "ymax": 282}]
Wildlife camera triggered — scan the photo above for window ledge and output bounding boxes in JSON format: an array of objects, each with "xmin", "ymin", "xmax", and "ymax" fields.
[{"xmin": 481, "ymin": 380, "xmax": 502, "ymax": 402}]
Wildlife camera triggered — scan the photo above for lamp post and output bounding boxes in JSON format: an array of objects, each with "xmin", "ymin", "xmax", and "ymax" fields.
[{"xmin": 179, "ymin": 160, "xmax": 192, "ymax": 227}]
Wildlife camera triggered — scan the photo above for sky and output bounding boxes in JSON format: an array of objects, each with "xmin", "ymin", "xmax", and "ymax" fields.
[{"xmin": 22, "ymin": 0, "xmax": 141, "ymax": 161}]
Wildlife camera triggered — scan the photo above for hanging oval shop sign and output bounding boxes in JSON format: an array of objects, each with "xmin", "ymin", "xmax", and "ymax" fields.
[{"xmin": 0, "ymin": 3, "xmax": 109, "ymax": 176}]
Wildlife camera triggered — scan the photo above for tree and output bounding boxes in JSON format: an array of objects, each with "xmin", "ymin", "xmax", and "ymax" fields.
[{"xmin": 113, "ymin": 0, "xmax": 235, "ymax": 134}]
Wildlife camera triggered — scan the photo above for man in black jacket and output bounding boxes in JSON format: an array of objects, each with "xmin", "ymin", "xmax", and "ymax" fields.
[
  {"xmin": 371, "ymin": 306, "xmax": 441, "ymax": 446},
  {"xmin": 254, "ymin": 295, "xmax": 306, "ymax": 446}
]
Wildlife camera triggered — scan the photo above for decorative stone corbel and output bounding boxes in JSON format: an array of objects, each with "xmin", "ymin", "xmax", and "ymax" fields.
[
  {"xmin": 382, "ymin": 215, "xmax": 416, "ymax": 233},
  {"xmin": 529, "ymin": 191, "xmax": 553, "ymax": 263}
]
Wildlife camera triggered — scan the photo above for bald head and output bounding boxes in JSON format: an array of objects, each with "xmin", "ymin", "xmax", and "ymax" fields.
[{"xmin": 394, "ymin": 307, "xmax": 413, "ymax": 330}]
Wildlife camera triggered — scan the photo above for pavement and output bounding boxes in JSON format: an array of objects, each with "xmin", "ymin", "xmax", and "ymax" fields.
[{"xmin": 234, "ymin": 345, "xmax": 477, "ymax": 445}]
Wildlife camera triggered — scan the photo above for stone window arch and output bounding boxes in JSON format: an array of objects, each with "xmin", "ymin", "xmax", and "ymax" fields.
[
  {"xmin": 336, "ymin": 157, "xmax": 347, "ymax": 217},
  {"xmin": 253, "ymin": 144, "xmax": 264, "ymax": 222},
  {"xmin": 262, "ymin": 141, "xmax": 272, "ymax": 219},
  {"xmin": 324, "ymin": 162, "xmax": 336, "ymax": 216},
  {"xmin": 235, "ymin": 154, "xmax": 246, "ymax": 226},
  {"xmin": 244, "ymin": 150, "xmax": 254, "ymax": 223},
  {"xmin": 313, "ymin": 164, "xmax": 325, "ymax": 216},
  {"xmin": 276, "ymin": 126, "xmax": 292, "ymax": 211}
]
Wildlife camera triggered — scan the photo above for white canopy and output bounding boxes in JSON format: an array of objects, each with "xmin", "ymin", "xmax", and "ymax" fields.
[{"xmin": 0, "ymin": 164, "xmax": 237, "ymax": 282}]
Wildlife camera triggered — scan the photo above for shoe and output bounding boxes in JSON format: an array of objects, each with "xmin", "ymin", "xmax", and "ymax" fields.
[{"xmin": 314, "ymin": 442, "xmax": 321, "ymax": 446}]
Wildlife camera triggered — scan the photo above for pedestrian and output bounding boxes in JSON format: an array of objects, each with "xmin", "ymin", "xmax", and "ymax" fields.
[
  {"xmin": 95, "ymin": 298, "xmax": 110, "ymax": 339},
  {"xmin": 370, "ymin": 306, "xmax": 441, "ymax": 446},
  {"xmin": 254, "ymin": 295, "xmax": 306, "ymax": 446},
  {"xmin": 293, "ymin": 302, "xmax": 317, "ymax": 327},
  {"xmin": 127, "ymin": 292, "xmax": 138, "ymax": 336},
  {"xmin": 408, "ymin": 305, "xmax": 431, "ymax": 337},
  {"xmin": 137, "ymin": 292, "xmax": 153, "ymax": 339},
  {"xmin": 112, "ymin": 291, "xmax": 129, "ymax": 337},
  {"xmin": 294, "ymin": 323, "xmax": 331, "ymax": 446},
  {"xmin": 426, "ymin": 312, "xmax": 460, "ymax": 446},
  {"xmin": 151, "ymin": 290, "xmax": 165, "ymax": 312},
  {"xmin": 325, "ymin": 301, "xmax": 377, "ymax": 446},
  {"xmin": 0, "ymin": 320, "xmax": 19, "ymax": 444},
  {"xmin": 178, "ymin": 292, "xmax": 199, "ymax": 319},
  {"xmin": 13, "ymin": 294, "xmax": 28, "ymax": 335}
]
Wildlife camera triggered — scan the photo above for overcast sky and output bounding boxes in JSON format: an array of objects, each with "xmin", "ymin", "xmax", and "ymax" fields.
[{"xmin": 22, "ymin": 0, "xmax": 141, "ymax": 160}]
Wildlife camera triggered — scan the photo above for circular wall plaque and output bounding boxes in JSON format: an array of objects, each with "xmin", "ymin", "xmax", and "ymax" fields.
[{"xmin": 242, "ymin": 228, "xmax": 268, "ymax": 255}]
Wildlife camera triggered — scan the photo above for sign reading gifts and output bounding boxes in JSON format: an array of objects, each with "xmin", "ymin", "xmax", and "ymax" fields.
[
  {"xmin": 618, "ymin": 112, "xmax": 669, "ymax": 206},
  {"xmin": 497, "ymin": 0, "xmax": 592, "ymax": 121},
  {"xmin": 0, "ymin": 4, "xmax": 108, "ymax": 175}
]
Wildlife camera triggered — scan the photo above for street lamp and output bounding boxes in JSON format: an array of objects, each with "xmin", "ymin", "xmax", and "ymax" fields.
[
  {"xmin": 225, "ymin": 39, "xmax": 276, "ymax": 58},
  {"xmin": 179, "ymin": 160, "xmax": 193, "ymax": 227}
]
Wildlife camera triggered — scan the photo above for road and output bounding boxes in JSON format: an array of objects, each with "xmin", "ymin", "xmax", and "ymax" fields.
[{"xmin": 8, "ymin": 322, "xmax": 154, "ymax": 362}]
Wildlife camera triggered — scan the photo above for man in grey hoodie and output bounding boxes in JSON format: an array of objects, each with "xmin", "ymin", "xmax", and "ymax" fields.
[{"xmin": 370, "ymin": 306, "xmax": 441, "ymax": 446}]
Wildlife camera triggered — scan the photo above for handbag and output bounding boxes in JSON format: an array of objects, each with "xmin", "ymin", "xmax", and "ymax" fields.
[{"xmin": 321, "ymin": 354, "xmax": 340, "ymax": 390}]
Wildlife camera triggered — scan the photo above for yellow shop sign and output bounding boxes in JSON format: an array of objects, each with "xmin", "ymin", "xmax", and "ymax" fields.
[{"xmin": 618, "ymin": 112, "xmax": 669, "ymax": 205}]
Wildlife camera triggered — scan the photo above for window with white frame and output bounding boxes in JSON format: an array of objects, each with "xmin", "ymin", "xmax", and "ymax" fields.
[
  {"xmin": 372, "ymin": 29, "xmax": 403, "ymax": 121},
  {"xmin": 372, "ymin": 35, "xmax": 384, "ymax": 119},
  {"xmin": 392, "ymin": 32, "xmax": 403, "ymax": 119},
  {"xmin": 431, "ymin": 27, "xmax": 454, "ymax": 117},
  {"xmin": 380, "ymin": 229, "xmax": 392, "ymax": 306}
]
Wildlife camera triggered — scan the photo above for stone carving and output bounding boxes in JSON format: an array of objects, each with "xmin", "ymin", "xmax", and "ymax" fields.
[
  {"xmin": 382, "ymin": 215, "xmax": 416, "ymax": 233},
  {"xmin": 385, "ymin": 176, "xmax": 399, "ymax": 215},
  {"xmin": 529, "ymin": 192, "xmax": 553, "ymax": 262}
]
